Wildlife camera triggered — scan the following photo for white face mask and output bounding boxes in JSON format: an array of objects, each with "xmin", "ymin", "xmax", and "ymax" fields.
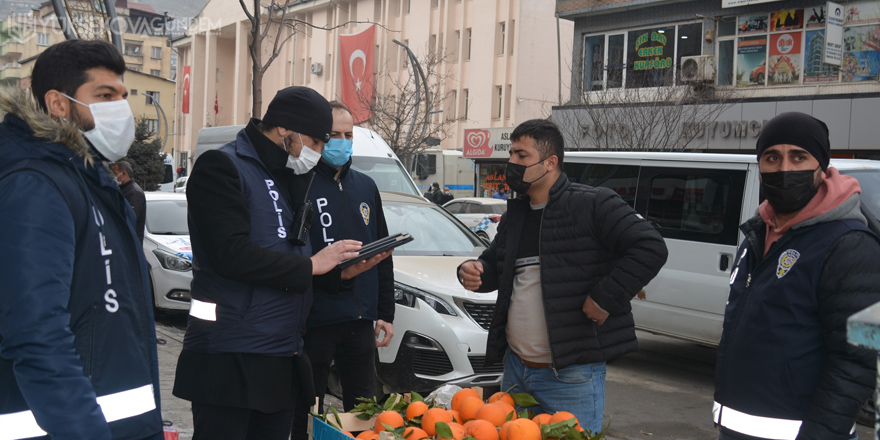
[
  {"xmin": 62, "ymin": 93, "xmax": 135, "ymax": 162},
  {"xmin": 285, "ymin": 133, "xmax": 321, "ymax": 175}
]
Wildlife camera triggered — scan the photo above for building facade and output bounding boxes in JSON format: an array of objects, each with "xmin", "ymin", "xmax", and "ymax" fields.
[
  {"xmin": 172, "ymin": 0, "xmax": 572, "ymax": 174},
  {"xmin": 553, "ymin": 0, "xmax": 880, "ymax": 156}
]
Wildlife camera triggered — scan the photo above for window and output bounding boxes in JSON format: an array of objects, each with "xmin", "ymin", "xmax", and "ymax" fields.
[
  {"xmin": 639, "ymin": 168, "xmax": 745, "ymax": 245},
  {"xmin": 432, "ymin": 0, "xmax": 438, "ymax": 8},
  {"xmin": 37, "ymin": 33, "xmax": 49, "ymax": 46},
  {"xmin": 445, "ymin": 202, "xmax": 464, "ymax": 214},
  {"xmin": 504, "ymin": 85, "xmax": 511, "ymax": 119},
  {"xmin": 494, "ymin": 86, "xmax": 502, "ymax": 119},
  {"xmin": 130, "ymin": 89, "xmax": 138, "ymax": 97},
  {"xmin": 145, "ymin": 91, "xmax": 159, "ymax": 105},
  {"xmin": 462, "ymin": 89, "xmax": 469, "ymax": 119},
  {"xmin": 454, "ymin": 30, "xmax": 461, "ymax": 61},
  {"xmin": 430, "ymin": 34, "xmax": 437, "ymax": 57},
  {"xmin": 144, "ymin": 118, "xmax": 159, "ymax": 134},
  {"xmin": 124, "ymin": 44, "xmax": 142, "ymax": 57},
  {"xmin": 151, "ymin": 46, "xmax": 162, "ymax": 59},
  {"xmin": 406, "ymin": 0, "xmax": 411, "ymax": 14},
  {"xmin": 498, "ymin": 22, "xmax": 506, "ymax": 55},
  {"xmin": 466, "ymin": 28, "xmax": 472, "ymax": 60},
  {"xmin": 509, "ymin": 20, "xmax": 515, "ymax": 55},
  {"xmin": 446, "ymin": 90, "xmax": 457, "ymax": 119},
  {"xmin": 564, "ymin": 163, "xmax": 639, "ymax": 207},
  {"xmin": 582, "ymin": 23, "xmax": 703, "ymax": 90},
  {"xmin": 128, "ymin": 66, "xmax": 141, "ymax": 72},
  {"xmin": 150, "ymin": 69, "xmax": 161, "ymax": 76}
]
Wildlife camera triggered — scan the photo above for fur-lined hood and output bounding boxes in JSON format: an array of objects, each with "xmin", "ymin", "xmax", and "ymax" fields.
[{"xmin": 0, "ymin": 85, "xmax": 97, "ymax": 165}]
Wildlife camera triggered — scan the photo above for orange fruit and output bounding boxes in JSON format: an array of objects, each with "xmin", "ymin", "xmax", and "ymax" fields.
[
  {"xmin": 500, "ymin": 420, "xmax": 515, "ymax": 440},
  {"xmin": 462, "ymin": 420, "xmax": 475, "ymax": 432},
  {"xmin": 506, "ymin": 419, "xmax": 541, "ymax": 440},
  {"xmin": 496, "ymin": 401, "xmax": 517, "ymax": 421},
  {"xmin": 466, "ymin": 419, "xmax": 500, "ymax": 440},
  {"xmin": 438, "ymin": 422, "xmax": 467, "ymax": 440},
  {"xmin": 449, "ymin": 410, "xmax": 461, "ymax": 423},
  {"xmin": 422, "ymin": 407, "xmax": 454, "ymax": 436},
  {"xmin": 374, "ymin": 410, "xmax": 405, "ymax": 433},
  {"xmin": 459, "ymin": 396, "xmax": 485, "ymax": 422},
  {"xmin": 357, "ymin": 432, "xmax": 379, "ymax": 440},
  {"xmin": 341, "ymin": 431, "xmax": 355, "ymax": 438},
  {"xmin": 403, "ymin": 427, "xmax": 429, "ymax": 440},
  {"xmin": 451, "ymin": 388, "xmax": 481, "ymax": 412},
  {"xmin": 549, "ymin": 411, "xmax": 580, "ymax": 430},
  {"xmin": 475, "ymin": 403, "xmax": 508, "ymax": 427},
  {"xmin": 488, "ymin": 392, "xmax": 515, "ymax": 408},
  {"xmin": 532, "ymin": 413, "xmax": 552, "ymax": 427},
  {"xmin": 407, "ymin": 401, "xmax": 429, "ymax": 420}
]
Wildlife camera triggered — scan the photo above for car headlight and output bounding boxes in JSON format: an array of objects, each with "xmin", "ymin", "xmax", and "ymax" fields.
[
  {"xmin": 152, "ymin": 249, "xmax": 192, "ymax": 271},
  {"xmin": 394, "ymin": 282, "xmax": 457, "ymax": 316}
]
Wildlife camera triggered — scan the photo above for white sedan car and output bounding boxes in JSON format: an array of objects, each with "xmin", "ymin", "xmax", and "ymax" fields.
[
  {"xmin": 442, "ymin": 198, "xmax": 507, "ymax": 242},
  {"xmin": 143, "ymin": 192, "xmax": 192, "ymax": 311}
]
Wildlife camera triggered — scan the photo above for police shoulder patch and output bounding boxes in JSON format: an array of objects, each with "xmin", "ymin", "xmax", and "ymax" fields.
[
  {"xmin": 360, "ymin": 202, "xmax": 370, "ymax": 225},
  {"xmin": 776, "ymin": 249, "xmax": 800, "ymax": 279}
]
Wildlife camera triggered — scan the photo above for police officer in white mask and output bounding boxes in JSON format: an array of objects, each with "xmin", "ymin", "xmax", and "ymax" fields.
[{"xmin": 173, "ymin": 87, "xmax": 362, "ymax": 440}]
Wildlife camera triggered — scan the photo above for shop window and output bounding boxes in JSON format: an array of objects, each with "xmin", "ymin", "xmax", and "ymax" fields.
[{"xmin": 627, "ymin": 26, "xmax": 676, "ymax": 88}]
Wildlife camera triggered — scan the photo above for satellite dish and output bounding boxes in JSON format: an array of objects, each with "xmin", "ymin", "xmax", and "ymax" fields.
[{"xmin": 51, "ymin": 0, "xmax": 123, "ymax": 54}]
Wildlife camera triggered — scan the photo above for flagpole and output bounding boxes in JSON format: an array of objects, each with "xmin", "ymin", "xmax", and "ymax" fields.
[{"xmin": 392, "ymin": 39, "xmax": 426, "ymax": 169}]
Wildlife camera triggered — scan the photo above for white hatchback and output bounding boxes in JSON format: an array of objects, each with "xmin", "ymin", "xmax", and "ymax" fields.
[
  {"xmin": 143, "ymin": 192, "xmax": 192, "ymax": 311},
  {"xmin": 442, "ymin": 198, "xmax": 508, "ymax": 242},
  {"xmin": 373, "ymin": 192, "xmax": 502, "ymax": 395}
]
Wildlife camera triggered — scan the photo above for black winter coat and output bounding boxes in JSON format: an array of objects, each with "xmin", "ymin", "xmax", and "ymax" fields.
[{"xmin": 474, "ymin": 174, "xmax": 668, "ymax": 369}]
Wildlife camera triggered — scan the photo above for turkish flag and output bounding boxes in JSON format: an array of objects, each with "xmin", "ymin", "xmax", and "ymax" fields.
[
  {"xmin": 181, "ymin": 66, "xmax": 190, "ymax": 114},
  {"xmin": 340, "ymin": 25, "xmax": 375, "ymax": 123},
  {"xmin": 214, "ymin": 92, "xmax": 218, "ymax": 115}
]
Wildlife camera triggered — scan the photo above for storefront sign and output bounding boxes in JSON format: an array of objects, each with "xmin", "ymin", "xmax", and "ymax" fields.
[
  {"xmin": 723, "ymin": 0, "xmax": 784, "ymax": 9},
  {"xmin": 463, "ymin": 127, "xmax": 515, "ymax": 159},
  {"xmin": 825, "ymin": 2, "xmax": 846, "ymax": 65},
  {"xmin": 633, "ymin": 31, "xmax": 672, "ymax": 71}
]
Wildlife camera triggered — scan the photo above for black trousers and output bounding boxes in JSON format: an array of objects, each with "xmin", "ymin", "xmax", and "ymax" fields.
[
  {"xmin": 192, "ymin": 402, "xmax": 293, "ymax": 440},
  {"xmin": 291, "ymin": 320, "xmax": 377, "ymax": 440}
]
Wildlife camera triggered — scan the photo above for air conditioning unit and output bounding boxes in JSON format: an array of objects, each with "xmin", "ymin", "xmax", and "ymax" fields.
[
  {"xmin": 680, "ymin": 55, "xmax": 716, "ymax": 83},
  {"xmin": 310, "ymin": 62, "xmax": 323, "ymax": 76}
]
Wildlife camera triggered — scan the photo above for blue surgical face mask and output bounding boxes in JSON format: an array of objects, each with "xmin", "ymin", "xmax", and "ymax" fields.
[{"xmin": 322, "ymin": 138, "xmax": 353, "ymax": 168}]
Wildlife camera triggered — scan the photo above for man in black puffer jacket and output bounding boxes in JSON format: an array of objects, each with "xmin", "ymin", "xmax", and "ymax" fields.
[
  {"xmin": 458, "ymin": 119, "xmax": 668, "ymax": 435},
  {"xmin": 713, "ymin": 112, "xmax": 880, "ymax": 440}
]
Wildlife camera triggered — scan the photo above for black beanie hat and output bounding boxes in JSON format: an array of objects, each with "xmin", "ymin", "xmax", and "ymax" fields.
[
  {"xmin": 756, "ymin": 112, "xmax": 831, "ymax": 170},
  {"xmin": 262, "ymin": 86, "xmax": 332, "ymax": 143}
]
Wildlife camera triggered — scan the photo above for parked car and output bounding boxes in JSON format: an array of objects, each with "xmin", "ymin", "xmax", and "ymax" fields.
[
  {"xmin": 173, "ymin": 176, "xmax": 188, "ymax": 193},
  {"xmin": 371, "ymin": 191, "xmax": 501, "ymax": 396},
  {"xmin": 442, "ymin": 198, "xmax": 508, "ymax": 242},
  {"xmin": 563, "ymin": 151, "xmax": 880, "ymax": 347},
  {"xmin": 143, "ymin": 192, "xmax": 192, "ymax": 311}
]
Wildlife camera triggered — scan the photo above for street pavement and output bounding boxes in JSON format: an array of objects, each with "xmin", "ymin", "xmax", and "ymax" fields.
[{"xmin": 155, "ymin": 323, "xmax": 193, "ymax": 439}]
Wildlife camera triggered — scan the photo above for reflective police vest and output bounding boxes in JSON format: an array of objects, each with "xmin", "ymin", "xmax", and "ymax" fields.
[
  {"xmin": 184, "ymin": 130, "xmax": 312, "ymax": 356},
  {"xmin": 714, "ymin": 218, "xmax": 869, "ymax": 440}
]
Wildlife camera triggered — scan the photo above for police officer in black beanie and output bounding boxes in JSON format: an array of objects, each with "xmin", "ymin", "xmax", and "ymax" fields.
[
  {"xmin": 713, "ymin": 111, "xmax": 880, "ymax": 440},
  {"xmin": 173, "ymin": 86, "xmax": 364, "ymax": 440}
]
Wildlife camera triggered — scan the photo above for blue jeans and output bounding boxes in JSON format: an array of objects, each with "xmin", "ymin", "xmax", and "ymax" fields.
[{"xmin": 501, "ymin": 350, "xmax": 606, "ymax": 435}]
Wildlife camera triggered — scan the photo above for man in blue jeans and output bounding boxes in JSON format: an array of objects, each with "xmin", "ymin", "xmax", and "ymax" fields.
[{"xmin": 457, "ymin": 119, "xmax": 668, "ymax": 434}]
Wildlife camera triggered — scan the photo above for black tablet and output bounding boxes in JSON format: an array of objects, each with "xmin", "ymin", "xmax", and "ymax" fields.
[{"xmin": 336, "ymin": 232, "xmax": 414, "ymax": 269}]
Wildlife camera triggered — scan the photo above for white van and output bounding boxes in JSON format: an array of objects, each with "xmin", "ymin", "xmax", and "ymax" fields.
[
  {"xmin": 194, "ymin": 125, "xmax": 421, "ymax": 196},
  {"xmin": 563, "ymin": 152, "xmax": 880, "ymax": 347}
]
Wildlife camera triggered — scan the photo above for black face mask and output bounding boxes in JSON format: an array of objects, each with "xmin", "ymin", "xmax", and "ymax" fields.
[
  {"xmin": 505, "ymin": 159, "xmax": 548, "ymax": 194},
  {"xmin": 760, "ymin": 167, "xmax": 820, "ymax": 214}
]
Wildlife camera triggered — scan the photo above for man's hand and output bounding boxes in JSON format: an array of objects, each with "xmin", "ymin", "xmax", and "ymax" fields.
[
  {"xmin": 311, "ymin": 240, "xmax": 362, "ymax": 275},
  {"xmin": 341, "ymin": 250, "xmax": 393, "ymax": 280},
  {"xmin": 375, "ymin": 320, "xmax": 393, "ymax": 347},
  {"xmin": 583, "ymin": 297, "xmax": 609, "ymax": 326},
  {"xmin": 458, "ymin": 261, "xmax": 484, "ymax": 291}
]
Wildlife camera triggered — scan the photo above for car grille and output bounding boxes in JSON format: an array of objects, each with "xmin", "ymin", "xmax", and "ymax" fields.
[
  {"xmin": 469, "ymin": 356, "xmax": 504, "ymax": 374},
  {"xmin": 413, "ymin": 350, "xmax": 454, "ymax": 376},
  {"xmin": 463, "ymin": 302, "xmax": 495, "ymax": 330}
]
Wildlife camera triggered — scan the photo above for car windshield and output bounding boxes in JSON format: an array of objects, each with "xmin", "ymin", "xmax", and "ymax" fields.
[
  {"xmin": 146, "ymin": 200, "xmax": 189, "ymax": 235},
  {"xmin": 351, "ymin": 156, "xmax": 419, "ymax": 196},
  {"xmin": 383, "ymin": 202, "xmax": 486, "ymax": 256},
  {"xmin": 840, "ymin": 169, "xmax": 880, "ymax": 218}
]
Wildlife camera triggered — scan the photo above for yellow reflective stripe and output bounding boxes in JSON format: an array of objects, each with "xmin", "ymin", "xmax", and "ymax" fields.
[
  {"xmin": 189, "ymin": 298, "xmax": 217, "ymax": 321},
  {"xmin": 714, "ymin": 402, "xmax": 801, "ymax": 440},
  {"xmin": 0, "ymin": 384, "xmax": 156, "ymax": 440}
]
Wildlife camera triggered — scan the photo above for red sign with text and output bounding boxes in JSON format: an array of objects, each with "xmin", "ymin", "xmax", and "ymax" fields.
[{"xmin": 463, "ymin": 129, "xmax": 492, "ymax": 158}]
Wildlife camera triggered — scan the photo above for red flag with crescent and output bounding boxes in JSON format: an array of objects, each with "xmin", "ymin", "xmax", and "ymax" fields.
[
  {"xmin": 181, "ymin": 66, "xmax": 191, "ymax": 114},
  {"xmin": 340, "ymin": 25, "xmax": 375, "ymax": 123}
]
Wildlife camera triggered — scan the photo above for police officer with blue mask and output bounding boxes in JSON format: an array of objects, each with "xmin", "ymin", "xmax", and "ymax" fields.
[{"xmin": 291, "ymin": 101, "xmax": 395, "ymax": 440}]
